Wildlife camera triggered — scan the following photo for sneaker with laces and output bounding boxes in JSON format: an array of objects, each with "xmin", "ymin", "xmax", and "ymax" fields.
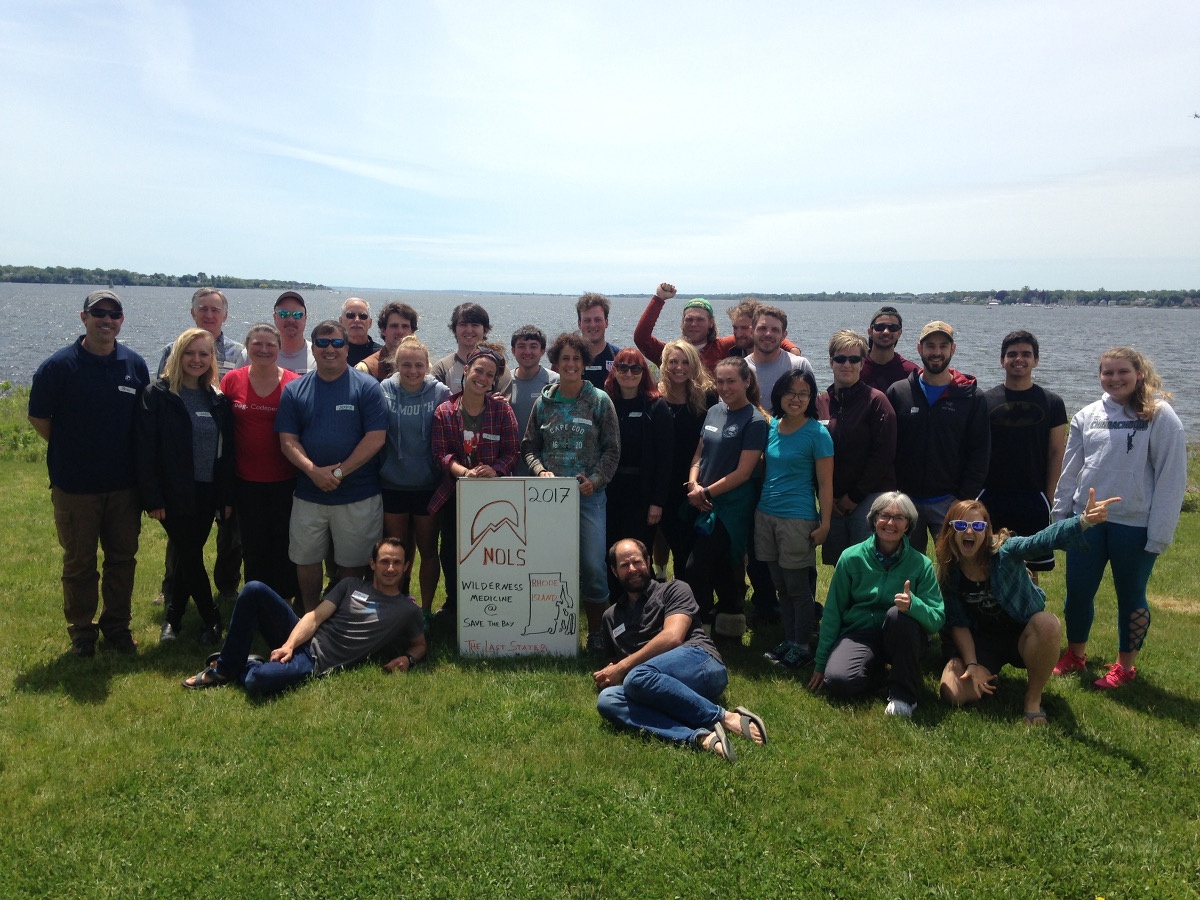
[
  {"xmin": 1052, "ymin": 648, "xmax": 1087, "ymax": 676},
  {"xmin": 779, "ymin": 644, "xmax": 814, "ymax": 670},
  {"xmin": 1093, "ymin": 662, "xmax": 1137, "ymax": 690},
  {"xmin": 586, "ymin": 631, "xmax": 607, "ymax": 655},
  {"xmin": 763, "ymin": 641, "xmax": 790, "ymax": 663},
  {"xmin": 884, "ymin": 698, "xmax": 916, "ymax": 718}
]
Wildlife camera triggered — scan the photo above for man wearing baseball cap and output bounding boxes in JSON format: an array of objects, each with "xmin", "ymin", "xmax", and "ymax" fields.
[
  {"xmin": 28, "ymin": 289, "xmax": 150, "ymax": 656},
  {"xmin": 885, "ymin": 320, "xmax": 990, "ymax": 553},
  {"xmin": 861, "ymin": 305, "xmax": 918, "ymax": 393}
]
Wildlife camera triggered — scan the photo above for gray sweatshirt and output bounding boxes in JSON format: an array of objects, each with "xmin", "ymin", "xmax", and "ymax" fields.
[{"xmin": 1052, "ymin": 394, "xmax": 1186, "ymax": 554}]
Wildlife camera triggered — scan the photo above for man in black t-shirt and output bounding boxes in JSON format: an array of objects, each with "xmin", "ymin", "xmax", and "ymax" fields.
[{"xmin": 981, "ymin": 330, "xmax": 1068, "ymax": 576}]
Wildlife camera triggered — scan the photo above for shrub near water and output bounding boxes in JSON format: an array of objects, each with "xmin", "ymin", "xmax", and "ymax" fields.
[{"xmin": 2, "ymin": 395, "xmax": 1200, "ymax": 896}]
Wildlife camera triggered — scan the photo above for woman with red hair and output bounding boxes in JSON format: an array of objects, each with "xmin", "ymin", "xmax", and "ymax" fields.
[
  {"xmin": 935, "ymin": 490, "xmax": 1117, "ymax": 724},
  {"xmin": 604, "ymin": 348, "xmax": 673, "ymax": 595}
]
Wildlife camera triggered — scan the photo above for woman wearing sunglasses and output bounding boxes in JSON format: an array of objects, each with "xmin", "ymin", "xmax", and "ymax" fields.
[
  {"xmin": 603, "ymin": 348, "xmax": 672, "ymax": 598},
  {"xmin": 935, "ymin": 490, "xmax": 1118, "ymax": 724}
]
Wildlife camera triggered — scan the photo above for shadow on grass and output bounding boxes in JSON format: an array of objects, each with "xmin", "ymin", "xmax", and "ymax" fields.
[{"xmin": 1058, "ymin": 665, "xmax": 1200, "ymax": 729}]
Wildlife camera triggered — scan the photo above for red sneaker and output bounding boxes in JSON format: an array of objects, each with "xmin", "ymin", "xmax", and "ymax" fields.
[
  {"xmin": 1052, "ymin": 648, "xmax": 1087, "ymax": 676},
  {"xmin": 1093, "ymin": 662, "xmax": 1137, "ymax": 691}
]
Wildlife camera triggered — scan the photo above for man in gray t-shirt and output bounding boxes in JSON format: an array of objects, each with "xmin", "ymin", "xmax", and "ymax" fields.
[
  {"xmin": 744, "ymin": 305, "xmax": 813, "ymax": 403},
  {"xmin": 505, "ymin": 325, "xmax": 559, "ymax": 477},
  {"xmin": 182, "ymin": 538, "xmax": 426, "ymax": 694}
]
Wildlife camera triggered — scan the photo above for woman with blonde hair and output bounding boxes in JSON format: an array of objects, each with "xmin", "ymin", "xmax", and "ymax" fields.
[
  {"xmin": 137, "ymin": 328, "xmax": 233, "ymax": 644},
  {"xmin": 935, "ymin": 492, "xmax": 1117, "ymax": 724},
  {"xmin": 655, "ymin": 340, "xmax": 715, "ymax": 579},
  {"xmin": 1051, "ymin": 347, "xmax": 1186, "ymax": 690}
]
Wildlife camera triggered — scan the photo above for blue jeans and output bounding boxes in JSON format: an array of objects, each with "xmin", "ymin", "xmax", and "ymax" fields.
[
  {"xmin": 579, "ymin": 489, "xmax": 609, "ymax": 605},
  {"xmin": 1065, "ymin": 522, "xmax": 1157, "ymax": 652},
  {"xmin": 216, "ymin": 581, "xmax": 315, "ymax": 695},
  {"xmin": 597, "ymin": 645, "xmax": 728, "ymax": 744}
]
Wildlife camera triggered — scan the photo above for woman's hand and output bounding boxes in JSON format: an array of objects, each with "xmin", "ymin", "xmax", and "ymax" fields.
[
  {"xmin": 538, "ymin": 470, "xmax": 556, "ymax": 478},
  {"xmin": 810, "ymin": 523, "xmax": 829, "ymax": 546},
  {"xmin": 468, "ymin": 464, "xmax": 498, "ymax": 478},
  {"xmin": 894, "ymin": 579, "xmax": 912, "ymax": 613},
  {"xmin": 687, "ymin": 483, "xmax": 710, "ymax": 511},
  {"xmin": 646, "ymin": 505, "xmax": 663, "ymax": 526},
  {"xmin": 959, "ymin": 663, "xmax": 996, "ymax": 700},
  {"xmin": 1081, "ymin": 487, "xmax": 1121, "ymax": 528}
]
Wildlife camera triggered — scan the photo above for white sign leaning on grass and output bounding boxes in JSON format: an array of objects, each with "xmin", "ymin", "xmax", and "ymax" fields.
[{"xmin": 456, "ymin": 477, "xmax": 580, "ymax": 657}]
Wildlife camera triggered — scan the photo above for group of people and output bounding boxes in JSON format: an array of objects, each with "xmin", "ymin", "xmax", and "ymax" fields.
[{"xmin": 29, "ymin": 282, "xmax": 1186, "ymax": 760}]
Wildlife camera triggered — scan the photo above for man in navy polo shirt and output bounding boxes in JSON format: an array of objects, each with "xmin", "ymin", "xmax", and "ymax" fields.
[
  {"xmin": 29, "ymin": 289, "xmax": 150, "ymax": 656},
  {"xmin": 277, "ymin": 320, "xmax": 388, "ymax": 612}
]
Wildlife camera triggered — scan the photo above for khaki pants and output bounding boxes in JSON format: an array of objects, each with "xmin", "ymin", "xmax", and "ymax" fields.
[{"xmin": 51, "ymin": 487, "xmax": 142, "ymax": 644}]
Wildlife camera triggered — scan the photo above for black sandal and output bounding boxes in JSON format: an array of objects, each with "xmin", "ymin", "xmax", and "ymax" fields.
[{"xmin": 182, "ymin": 665, "xmax": 230, "ymax": 690}]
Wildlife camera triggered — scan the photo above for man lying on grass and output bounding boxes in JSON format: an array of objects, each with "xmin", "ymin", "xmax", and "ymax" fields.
[
  {"xmin": 183, "ymin": 538, "xmax": 425, "ymax": 694},
  {"xmin": 594, "ymin": 539, "xmax": 767, "ymax": 763}
]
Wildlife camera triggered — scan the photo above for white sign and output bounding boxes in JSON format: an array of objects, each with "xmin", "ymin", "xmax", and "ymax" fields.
[{"xmin": 456, "ymin": 477, "xmax": 579, "ymax": 657}]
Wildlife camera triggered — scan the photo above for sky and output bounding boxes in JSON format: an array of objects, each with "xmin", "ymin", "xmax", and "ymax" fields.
[{"xmin": 2, "ymin": 0, "xmax": 1198, "ymax": 294}]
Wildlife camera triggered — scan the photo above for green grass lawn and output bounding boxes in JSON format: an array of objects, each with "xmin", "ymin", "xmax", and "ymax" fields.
[{"xmin": 2, "ymin": 386, "xmax": 1199, "ymax": 897}]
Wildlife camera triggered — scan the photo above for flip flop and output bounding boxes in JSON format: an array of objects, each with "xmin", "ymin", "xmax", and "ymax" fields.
[
  {"xmin": 1024, "ymin": 709, "xmax": 1049, "ymax": 727},
  {"xmin": 734, "ymin": 706, "xmax": 769, "ymax": 746},
  {"xmin": 182, "ymin": 665, "xmax": 230, "ymax": 690},
  {"xmin": 710, "ymin": 721, "xmax": 737, "ymax": 763}
]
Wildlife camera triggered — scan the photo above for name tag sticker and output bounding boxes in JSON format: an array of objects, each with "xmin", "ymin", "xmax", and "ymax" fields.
[
  {"xmin": 612, "ymin": 623, "xmax": 626, "ymax": 637},
  {"xmin": 118, "ymin": 385, "xmax": 136, "ymax": 394},
  {"xmin": 628, "ymin": 411, "xmax": 643, "ymax": 418},
  {"xmin": 482, "ymin": 432, "xmax": 500, "ymax": 442},
  {"xmin": 704, "ymin": 424, "xmax": 719, "ymax": 432},
  {"xmin": 351, "ymin": 591, "xmax": 370, "ymax": 602},
  {"xmin": 195, "ymin": 411, "xmax": 212, "ymax": 418},
  {"xmin": 571, "ymin": 417, "xmax": 594, "ymax": 426},
  {"xmin": 336, "ymin": 404, "xmax": 356, "ymax": 411}
]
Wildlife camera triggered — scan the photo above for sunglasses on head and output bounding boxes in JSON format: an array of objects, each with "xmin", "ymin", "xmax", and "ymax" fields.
[
  {"xmin": 950, "ymin": 520, "xmax": 987, "ymax": 533},
  {"xmin": 88, "ymin": 308, "xmax": 123, "ymax": 319},
  {"xmin": 614, "ymin": 363, "xmax": 644, "ymax": 374},
  {"xmin": 871, "ymin": 323, "xmax": 902, "ymax": 333},
  {"xmin": 831, "ymin": 355, "xmax": 863, "ymax": 365},
  {"xmin": 276, "ymin": 309, "xmax": 305, "ymax": 319},
  {"xmin": 313, "ymin": 337, "xmax": 347, "ymax": 348}
]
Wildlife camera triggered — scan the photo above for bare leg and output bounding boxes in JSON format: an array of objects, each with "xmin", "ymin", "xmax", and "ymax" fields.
[
  {"xmin": 1019, "ymin": 611, "xmax": 1062, "ymax": 716},
  {"xmin": 414, "ymin": 514, "xmax": 441, "ymax": 610},
  {"xmin": 297, "ymin": 562, "xmax": 323, "ymax": 613}
]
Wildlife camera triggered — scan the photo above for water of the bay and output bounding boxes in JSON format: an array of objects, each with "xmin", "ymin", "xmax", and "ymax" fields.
[{"xmin": 4, "ymin": 282, "xmax": 1195, "ymax": 436}]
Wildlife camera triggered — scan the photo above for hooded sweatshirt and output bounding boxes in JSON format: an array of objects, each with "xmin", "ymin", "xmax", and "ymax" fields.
[{"xmin": 379, "ymin": 374, "xmax": 452, "ymax": 490}]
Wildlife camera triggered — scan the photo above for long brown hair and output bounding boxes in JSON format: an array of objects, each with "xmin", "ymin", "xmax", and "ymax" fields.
[
  {"xmin": 604, "ymin": 347, "xmax": 659, "ymax": 401},
  {"xmin": 657, "ymin": 339, "xmax": 711, "ymax": 416},
  {"xmin": 933, "ymin": 499, "xmax": 1010, "ymax": 585}
]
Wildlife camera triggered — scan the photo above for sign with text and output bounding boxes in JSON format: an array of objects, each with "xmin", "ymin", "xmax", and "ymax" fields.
[{"xmin": 456, "ymin": 477, "xmax": 579, "ymax": 657}]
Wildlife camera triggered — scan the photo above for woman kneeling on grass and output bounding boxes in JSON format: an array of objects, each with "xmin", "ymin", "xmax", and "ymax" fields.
[
  {"xmin": 936, "ymin": 490, "xmax": 1119, "ymax": 725},
  {"xmin": 807, "ymin": 492, "xmax": 944, "ymax": 718}
]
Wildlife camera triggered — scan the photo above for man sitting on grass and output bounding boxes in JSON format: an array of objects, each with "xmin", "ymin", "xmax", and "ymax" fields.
[
  {"xmin": 183, "ymin": 538, "xmax": 425, "ymax": 694},
  {"xmin": 594, "ymin": 539, "xmax": 768, "ymax": 763}
]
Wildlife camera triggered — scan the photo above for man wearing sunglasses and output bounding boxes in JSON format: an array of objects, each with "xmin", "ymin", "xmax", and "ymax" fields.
[
  {"xmin": 271, "ymin": 291, "xmax": 315, "ymax": 373},
  {"xmin": 29, "ymin": 290, "xmax": 150, "ymax": 657},
  {"xmin": 861, "ymin": 306, "xmax": 918, "ymax": 393},
  {"xmin": 277, "ymin": 321, "xmax": 388, "ymax": 612},
  {"xmin": 339, "ymin": 297, "xmax": 382, "ymax": 367}
]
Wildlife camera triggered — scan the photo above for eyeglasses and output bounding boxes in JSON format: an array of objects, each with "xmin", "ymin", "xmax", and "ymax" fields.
[
  {"xmin": 831, "ymin": 355, "xmax": 863, "ymax": 365},
  {"xmin": 950, "ymin": 520, "xmax": 988, "ymax": 533},
  {"xmin": 614, "ymin": 364, "xmax": 644, "ymax": 374},
  {"xmin": 876, "ymin": 512, "xmax": 909, "ymax": 523},
  {"xmin": 783, "ymin": 391, "xmax": 810, "ymax": 402},
  {"xmin": 87, "ymin": 308, "xmax": 123, "ymax": 319},
  {"xmin": 276, "ymin": 309, "xmax": 305, "ymax": 319},
  {"xmin": 313, "ymin": 337, "xmax": 347, "ymax": 348},
  {"xmin": 342, "ymin": 312, "xmax": 370, "ymax": 321},
  {"xmin": 871, "ymin": 323, "xmax": 902, "ymax": 333}
]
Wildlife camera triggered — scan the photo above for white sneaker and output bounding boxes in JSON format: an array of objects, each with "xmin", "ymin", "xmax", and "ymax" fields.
[{"xmin": 884, "ymin": 698, "xmax": 916, "ymax": 718}]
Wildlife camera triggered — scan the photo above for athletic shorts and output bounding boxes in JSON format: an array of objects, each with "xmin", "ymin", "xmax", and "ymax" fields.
[
  {"xmin": 382, "ymin": 488, "xmax": 435, "ymax": 517},
  {"xmin": 289, "ymin": 495, "xmax": 383, "ymax": 568},
  {"xmin": 980, "ymin": 490, "xmax": 1054, "ymax": 572}
]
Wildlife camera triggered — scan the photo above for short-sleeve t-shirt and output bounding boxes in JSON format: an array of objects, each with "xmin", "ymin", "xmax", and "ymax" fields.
[
  {"xmin": 582, "ymin": 342, "xmax": 620, "ymax": 390},
  {"xmin": 983, "ymin": 384, "xmax": 1068, "ymax": 494},
  {"xmin": 697, "ymin": 402, "xmax": 768, "ymax": 486},
  {"xmin": 745, "ymin": 353, "xmax": 814, "ymax": 405},
  {"xmin": 603, "ymin": 578, "xmax": 723, "ymax": 663},
  {"xmin": 309, "ymin": 578, "xmax": 424, "ymax": 675},
  {"xmin": 28, "ymin": 338, "xmax": 150, "ymax": 494},
  {"xmin": 275, "ymin": 367, "xmax": 388, "ymax": 504},
  {"xmin": 220, "ymin": 366, "xmax": 300, "ymax": 482},
  {"xmin": 759, "ymin": 417, "xmax": 834, "ymax": 520},
  {"xmin": 505, "ymin": 367, "xmax": 558, "ymax": 476}
]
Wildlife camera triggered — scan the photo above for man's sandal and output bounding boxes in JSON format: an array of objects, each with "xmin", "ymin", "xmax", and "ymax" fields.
[{"xmin": 182, "ymin": 666, "xmax": 231, "ymax": 690}]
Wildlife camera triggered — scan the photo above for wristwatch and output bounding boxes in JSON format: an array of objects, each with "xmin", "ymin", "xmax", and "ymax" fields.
[{"xmin": 333, "ymin": 466, "xmax": 344, "ymax": 480}]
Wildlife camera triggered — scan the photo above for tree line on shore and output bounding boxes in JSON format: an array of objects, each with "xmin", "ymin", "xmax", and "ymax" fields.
[{"xmin": 0, "ymin": 265, "xmax": 327, "ymax": 291}]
